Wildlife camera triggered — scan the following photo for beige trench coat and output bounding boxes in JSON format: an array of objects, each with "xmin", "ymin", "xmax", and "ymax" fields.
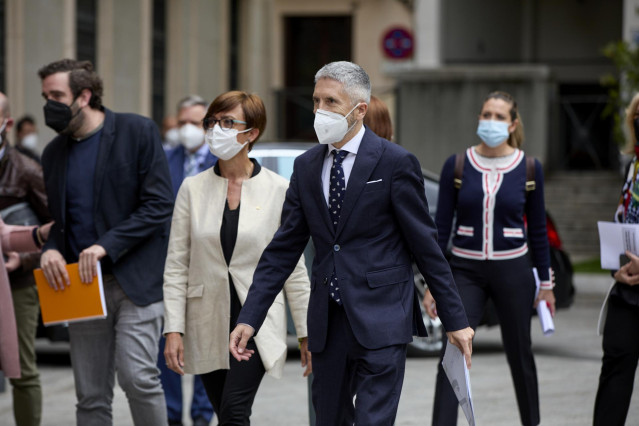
[{"xmin": 163, "ymin": 166, "xmax": 309, "ymax": 378}]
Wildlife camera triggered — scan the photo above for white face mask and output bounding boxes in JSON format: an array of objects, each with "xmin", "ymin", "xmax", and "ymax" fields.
[
  {"xmin": 313, "ymin": 103, "xmax": 361, "ymax": 145},
  {"xmin": 0, "ymin": 119, "xmax": 7, "ymax": 146},
  {"xmin": 205, "ymin": 124, "xmax": 252, "ymax": 160},
  {"xmin": 164, "ymin": 128, "xmax": 180, "ymax": 148},
  {"xmin": 21, "ymin": 133, "xmax": 39, "ymax": 150},
  {"xmin": 179, "ymin": 123, "xmax": 205, "ymax": 151}
]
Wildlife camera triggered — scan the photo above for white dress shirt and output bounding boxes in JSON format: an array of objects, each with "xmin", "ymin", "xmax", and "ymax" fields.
[{"xmin": 321, "ymin": 125, "xmax": 365, "ymax": 205}]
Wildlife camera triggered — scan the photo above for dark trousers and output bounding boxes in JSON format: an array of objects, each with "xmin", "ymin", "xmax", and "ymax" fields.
[
  {"xmin": 312, "ymin": 300, "xmax": 407, "ymax": 426},
  {"xmin": 200, "ymin": 341, "xmax": 265, "ymax": 426},
  {"xmin": 593, "ymin": 295, "xmax": 639, "ymax": 426},
  {"xmin": 432, "ymin": 256, "xmax": 539, "ymax": 426}
]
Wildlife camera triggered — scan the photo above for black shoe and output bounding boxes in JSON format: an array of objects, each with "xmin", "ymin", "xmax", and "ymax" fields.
[{"xmin": 168, "ymin": 420, "xmax": 183, "ymax": 426}]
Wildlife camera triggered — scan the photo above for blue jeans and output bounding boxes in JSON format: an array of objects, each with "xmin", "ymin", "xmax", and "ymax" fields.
[
  {"xmin": 158, "ymin": 335, "xmax": 214, "ymax": 423},
  {"xmin": 68, "ymin": 275, "xmax": 167, "ymax": 426}
]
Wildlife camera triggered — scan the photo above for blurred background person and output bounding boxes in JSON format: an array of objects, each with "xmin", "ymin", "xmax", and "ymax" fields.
[
  {"xmin": 162, "ymin": 115, "xmax": 180, "ymax": 151},
  {"xmin": 425, "ymin": 91, "xmax": 555, "ymax": 426},
  {"xmin": 165, "ymin": 95, "xmax": 217, "ymax": 198},
  {"xmin": 593, "ymin": 92, "xmax": 639, "ymax": 426},
  {"xmin": 163, "ymin": 91, "xmax": 310, "ymax": 425},
  {"xmin": 14, "ymin": 115, "xmax": 40, "ymax": 164},
  {"xmin": 363, "ymin": 95, "xmax": 393, "ymax": 141},
  {"xmin": 159, "ymin": 94, "xmax": 215, "ymax": 426},
  {"xmin": 1, "ymin": 219, "xmax": 52, "ymax": 388},
  {"xmin": 0, "ymin": 92, "xmax": 50, "ymax": 426}
]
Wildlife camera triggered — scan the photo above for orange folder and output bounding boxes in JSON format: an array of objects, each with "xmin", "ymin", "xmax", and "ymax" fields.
[{"xmin": 33, "ymin": 261, "xmax": 107, "ymax": 326}]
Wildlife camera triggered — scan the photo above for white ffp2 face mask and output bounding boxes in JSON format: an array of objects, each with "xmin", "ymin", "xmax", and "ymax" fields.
[
  {"xmin": 205, "ymin": 124, "xmax": 252, "ymax": 160},
  {"xmin": 313, "ymin": 103, "xmax": 360, "ymax": 145},
  {"xmin": 164, "ymin": 128, "xmax": 180, "ymax": 148},
  {"xmin": 21, "ymin": 133, "xmax": 39, "ymax": 150},
  {"xmin": 179, "ymin": 123, "xmax": 205, "ymax": 151}
]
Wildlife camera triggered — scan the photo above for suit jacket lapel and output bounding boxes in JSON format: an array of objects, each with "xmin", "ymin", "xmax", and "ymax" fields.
[
  {"xmin": 336, "ymin": 129, "xmax": 383, "ymax": 237},
  {"xmin": 93, "ymin": 109, "xmax": 116, "ymax": 216},
  {"xmin": 306, "ymin": 144, "xmax": 334, "ymax": 233}
]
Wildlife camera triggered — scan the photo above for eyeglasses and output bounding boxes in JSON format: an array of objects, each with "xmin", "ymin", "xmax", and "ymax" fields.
[{"xmin": 202, "ymin": 117, "xmax": 248, "ymax": 131}]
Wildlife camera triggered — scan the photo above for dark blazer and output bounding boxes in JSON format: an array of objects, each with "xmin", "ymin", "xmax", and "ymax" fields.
[
  {"xmin": 165, "ymin": 144, "xmax": 217, "ymax": 198},
  {"xmin": 239, "ymin": 128, "xmax": 468, "ymax": 352},
  {"xmin": 41, "ymin": 108, "xmax": 174, "ymax": 306}
]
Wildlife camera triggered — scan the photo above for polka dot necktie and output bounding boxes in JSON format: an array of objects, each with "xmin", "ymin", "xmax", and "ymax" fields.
[
  {"xmin": 328, "ymin": 149, "xmax": 348, "ymax": 305},
  {"xmin": 184, "ymin": 153, "xmax": 200, "ymax": 178}
]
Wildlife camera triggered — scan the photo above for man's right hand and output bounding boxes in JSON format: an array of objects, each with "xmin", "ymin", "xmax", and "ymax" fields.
[
  {"xmin": 229, "ymin": 324, "xmax": 256, "ymax": 362},
  {"xmin": 447, "ymin": 327, "xmax": 474, "ymax": 369},
  {"xmin": 40, "ymin": 249, "xmax": 69, "ymax": 290}
]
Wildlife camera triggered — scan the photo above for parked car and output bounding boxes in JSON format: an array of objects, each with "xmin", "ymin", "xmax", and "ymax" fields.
[{"xmin": 250, "ymin": 142, "xmax": 575, "ymax": 357}]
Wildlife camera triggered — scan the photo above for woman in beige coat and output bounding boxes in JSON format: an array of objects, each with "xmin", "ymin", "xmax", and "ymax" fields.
[
  {"xmin": 0, "ymin": 219, "xmax": 51, "ymax": 378},
  {"xmin": 163, "ymin": 91, "xmax": 310, "ymax": 424}
]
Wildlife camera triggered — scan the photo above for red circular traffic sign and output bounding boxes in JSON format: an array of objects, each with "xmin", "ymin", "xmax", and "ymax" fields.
[{"xmin": 382, "ymin": 27, "xmax": 414, "ymax": 59}]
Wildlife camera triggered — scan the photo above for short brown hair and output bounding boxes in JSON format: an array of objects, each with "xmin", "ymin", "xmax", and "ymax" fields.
[
  {"xmin": 205, "ymin": 91, "xmax": 266, "ymax": 151},
  {"xmin": 480, "ymin": 91, "xmax": 524, "ymax": 148},
  {"xmin": 364, "ymin": 95, "xmax": 393, "ymax": 141},
  {"xmin": 38, "ymin": 59, "xmax": 104, "ymax": 110}
]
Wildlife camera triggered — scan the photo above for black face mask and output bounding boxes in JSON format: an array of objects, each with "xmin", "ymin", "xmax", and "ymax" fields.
[
  {"xmin": 43, "ymin": 99, "xmax": 80, "ymax": 133},
  {"xmin": 634, "ymin": 117, "xmax": 639, "ymax": 145}
]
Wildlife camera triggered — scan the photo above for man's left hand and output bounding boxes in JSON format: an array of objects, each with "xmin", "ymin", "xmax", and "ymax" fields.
[
  {"xmin": 78, "ymin": 244, "xmax": 107, "ymax": 283},
  {"xmin": 299, "ymin": 337, "xmax": 312, "ymax": 377},
  {"xmin": 447, "ymin": 326, "xmax": 474, "ymax": 369}
]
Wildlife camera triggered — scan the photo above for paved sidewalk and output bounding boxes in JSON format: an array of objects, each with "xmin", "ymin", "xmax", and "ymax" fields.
[{"xmin": 1, "ymin": 273, "xmax": 637, "ymax": 425}]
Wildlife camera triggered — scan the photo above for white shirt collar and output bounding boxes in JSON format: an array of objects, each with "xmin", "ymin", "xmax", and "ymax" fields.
[{"xmin": 326, "ymin": 124, "xmax": 365, "ymax": 158}]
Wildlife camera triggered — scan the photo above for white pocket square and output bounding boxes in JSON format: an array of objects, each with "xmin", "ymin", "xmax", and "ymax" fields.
[{"xmin": 366, "ymin": 179, "xmax": 383, "ymax": 184}]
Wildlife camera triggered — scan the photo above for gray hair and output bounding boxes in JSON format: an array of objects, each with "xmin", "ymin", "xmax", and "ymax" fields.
[
  {"xmin": 176, "ymin": 94, "xmax": 208, "ymax": 112},
  {"xmin": 314, "ymin": 61, "xmax": 371, "ymax": 105}
]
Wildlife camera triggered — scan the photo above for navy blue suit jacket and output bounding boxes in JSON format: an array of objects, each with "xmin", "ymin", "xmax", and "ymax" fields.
[
  {"xmin": 165, "ymin": 145, "xmax": 217, "ymax": 198},
  {"xmin": 41, "ymin": 108, "xmax": 174, "ymax": 306},
  {"xmin": 238, "ymin": 128, "xmax": 468, "ymax": 352}
]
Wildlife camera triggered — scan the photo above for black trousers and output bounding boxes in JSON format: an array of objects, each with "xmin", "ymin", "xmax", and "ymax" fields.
[
  {"xmin": 432, "ymin": 256, "xmax": 540, "ymax": 426},
  {"xmin": 593, "ymin": 294, "xmax": 639, "ymax": 426},
  {"xmin": 200, "ymin": 340, "xmax": 265, "ymax": 426}
]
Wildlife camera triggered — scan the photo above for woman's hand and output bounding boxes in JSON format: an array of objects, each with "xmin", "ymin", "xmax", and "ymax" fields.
[
  {"xmin": 614, "ymin": 251, "xmax": 639, "ymax": 286},
  {"xmin": 534, "ymin": 289, "xmax": 556, "ymax": 316},
  {"xmin": 5, "ymin": 252, "xmax": 20, "ymax": 272},
  {"xmin": 423, "ymin": 288, "xmax": 438, "ymax": 319},
  {"xmin": 299, "ymin": 337, "xmax": 312, "ymax": 377},
  {"xmin": 164, "ymin": 332, "xmax": 185, "ymax": 376},
  {"xmin": 38, "ymin": 222, "xmax": 53, "ymax": 242}
]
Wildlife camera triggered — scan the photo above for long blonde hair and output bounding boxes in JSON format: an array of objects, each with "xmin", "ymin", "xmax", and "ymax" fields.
[{"xmin": 481, "ymin": 91, "xmax": 524, "ymax": 148}]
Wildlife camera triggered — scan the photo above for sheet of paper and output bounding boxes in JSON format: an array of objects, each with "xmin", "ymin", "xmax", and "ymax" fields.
[
  {"xmin": 597, "ymin": 221, "xmax": 639, "ymax": 269},
  {"xmin": 442, "ymin": 342, "xmax": 475, "ymax": 426},
  {"xmin": 533, "ymin": 268, "xmax": 554, "ymax": 336}
]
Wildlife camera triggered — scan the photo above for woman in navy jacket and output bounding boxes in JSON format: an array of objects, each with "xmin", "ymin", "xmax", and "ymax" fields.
[{"xmin": 425, "ymin": 91, "xmax": 555, "ymax": 426}]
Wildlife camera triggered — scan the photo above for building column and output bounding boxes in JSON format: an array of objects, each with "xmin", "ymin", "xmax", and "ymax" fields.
[
  {"xmin": 97, "ymin": 0, "xmax": 152, "ymax": 116},
  {"xmin": 414, "ymin": 0, "xmax": 442, "ymax": 68},
  {"xmin": 6, "ymin": 0, "xmax": 75, "ymax": 145},
  {"xmin": 165, "ymin": 0, "xmax": 229, "ymax": 115}
]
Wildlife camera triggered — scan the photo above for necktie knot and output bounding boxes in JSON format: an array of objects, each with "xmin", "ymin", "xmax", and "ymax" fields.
[{"xmin": 332, "ymin": 149, "xmax": 348, "ymax": 165}]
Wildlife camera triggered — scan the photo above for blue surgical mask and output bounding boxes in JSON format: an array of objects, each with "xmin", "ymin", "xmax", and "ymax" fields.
[{"xmin": 476, "ymin": 120, "xmax": 510, "ymax": 148}]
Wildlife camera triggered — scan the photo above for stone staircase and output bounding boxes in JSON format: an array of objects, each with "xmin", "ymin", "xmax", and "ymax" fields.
[{"xmin": 544, "ymin": 171, "xmax": 621, "ymax": 261}]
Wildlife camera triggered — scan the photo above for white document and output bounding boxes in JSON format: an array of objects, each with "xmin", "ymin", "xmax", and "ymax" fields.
[
  {"xmin": 533, "ymin": 268, "xmax": 554, "ymax": 336},
  {"xmin": 597, "ymin": 221, "xmax": 639, "ymax": 269},
  {"xmin": 442, "ymin": 343, "xmax": 475, "ymax": 426}
]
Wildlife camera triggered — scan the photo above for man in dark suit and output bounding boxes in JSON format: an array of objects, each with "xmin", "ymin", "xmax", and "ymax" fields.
[
  {"xmin": 165, "ymin": 95, "xmax": 217, "ymax": 199},
  {"xmin": 230, "ymin": 61, "xmax": 473, "ymax": 424},
  {"xmin": 161, "ymin": 94, "xmax": 215, "ymax": 426},
  {"xmin": 38, "ymin": 59, "xmax": 174, "ymax": 425}
]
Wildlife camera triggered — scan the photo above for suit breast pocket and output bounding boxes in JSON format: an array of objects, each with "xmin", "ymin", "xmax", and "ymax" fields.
[{"xmin": 363, "ymin": 179, "xmax": 385, "ymax": 193}]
